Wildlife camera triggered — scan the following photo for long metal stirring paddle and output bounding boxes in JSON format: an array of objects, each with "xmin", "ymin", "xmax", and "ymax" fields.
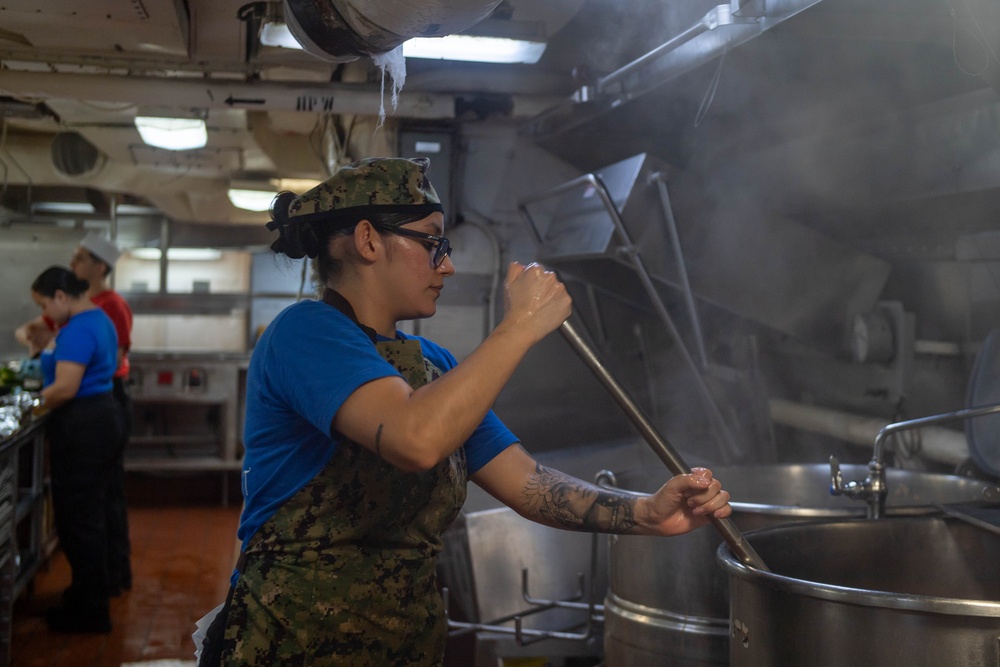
[{"xmin": 558, "ymin": 320, "xmax": 770, "ymax": 571}]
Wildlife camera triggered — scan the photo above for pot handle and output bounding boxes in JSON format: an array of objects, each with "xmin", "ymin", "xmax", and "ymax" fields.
[{"xmin": 559, "ymin": 320, "xmax": 770, "ymax": 572}]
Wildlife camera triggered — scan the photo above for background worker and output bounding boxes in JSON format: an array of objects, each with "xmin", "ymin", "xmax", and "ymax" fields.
[
  {"xmin": 16, "ymin": 231, "xmax": 134, "ymax": 594},
  {"xmin": 30, "ymin": 266, "xmax": 124, "ymax": 632}
]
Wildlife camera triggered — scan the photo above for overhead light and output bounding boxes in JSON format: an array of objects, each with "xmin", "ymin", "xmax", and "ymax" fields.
[
  {"xmin": 228, "ymin": 188, "xmax": 276, "ymax": 212},
  {"xmin": 31, "ymin": 201, "xmax": 160, "ymax": 216},
  {"xmin": 31, "ymin": 202, "xmax": 95, "ymax": 214},
  {"xmin": 402, "ymin": 34, "xmax": 546, "ymax": 64},
  {"xmin": 134, "ymin": 116, "xmax": 208, "ymax": 151},
  {"xmin": 130, "ymin": 248, "xmax": 223, "ymax": 261},
  {"xmin": 227, "ymin": 177, "xmax": 322, "ymax": 211}
]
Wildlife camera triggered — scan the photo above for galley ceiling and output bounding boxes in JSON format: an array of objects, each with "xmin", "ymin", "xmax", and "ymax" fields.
[{"xmin": 0, "ymin": 0, "xmax": 998, "ymax": 260}]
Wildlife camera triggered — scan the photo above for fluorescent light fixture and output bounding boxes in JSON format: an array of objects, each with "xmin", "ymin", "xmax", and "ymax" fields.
[
  {"xmin": 228, "ymin": 177, "xmax": 321, "ymax": 212},
  {"xmin": 260, "ymin": 22, "xmax": 302, "ymax": 50},
  {"xmin": 130, "ymin": 248, "xmax": 223, "ymax": 261},
  {"xmin": 402, "ymin": 35, "xmax": 546, "ymax": 64},
  {"xmin": 32, "ymin": 202, "xmax": 160, "ymax": 215},
  {"xmin": 31, "ymin": 202, "xmax": 95, "ymax": 214},
  {"xmin": 228, "ymin": 188, "xmax": 277, "ymax": 212},
  {"xmin": 134, "ymin": 116, "xmax": 208, "ymax": 151}
]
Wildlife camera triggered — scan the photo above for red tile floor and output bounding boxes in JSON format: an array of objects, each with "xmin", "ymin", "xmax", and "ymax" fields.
[{"xmin": 12, "ymin": 504, "xmax": 241, "ymax": 667}]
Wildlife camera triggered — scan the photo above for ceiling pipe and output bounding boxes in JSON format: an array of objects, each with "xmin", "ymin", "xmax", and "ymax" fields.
[
  {"xmin": 0, "ymin": 69, "xmax": 456, "ymax": 119},
  {"xmin": 769, "ymin": 397, "xmax": 970, "ymax": 467},
  {"xmin": 284, "ymin": 0, "xmax": 504, "ymax": 62},
  {"xmin": 0, "ymin": 69, "xmax": 559, "ymax": 121}
]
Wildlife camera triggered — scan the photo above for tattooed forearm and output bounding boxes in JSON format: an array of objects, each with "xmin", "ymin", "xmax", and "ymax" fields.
[
  {"xmin": 522, "ymin": 463, "xmax": 638, "ymax": 533},
  {"xmin": 374, "ymin": 423, "xmax": 384, "ymax": 457}
]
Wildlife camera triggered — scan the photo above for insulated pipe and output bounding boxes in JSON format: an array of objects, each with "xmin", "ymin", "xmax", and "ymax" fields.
[
  {"xmin": 558, "ymin": 320, "xmax": 770, "ymax": 572},
  {"xmin": 769, "ymin": 398, "xmax": 970, "ymax": 467},
  {"xmin": 284, "ymin": 0, "xmax": 503, "ymax": 62},
  {"xmin": 284, "ymin": 0, "xmax": 500, "ymax": 62},
  {"xmin": 0, "ymin": 70, "xmax": 457, "ymax": 119},
  {"xmin": 0, "ymin": 70, "xmax": 559, "ymax": 121}
]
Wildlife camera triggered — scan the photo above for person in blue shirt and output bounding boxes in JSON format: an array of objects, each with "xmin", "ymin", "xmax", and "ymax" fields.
[
  {"xmin": 209, "ymin": 157, "xmax": 733, "ymax": 667},
  {"xmin": 30, "ymin": 266, "xmax": 124, "ymax": 634}
]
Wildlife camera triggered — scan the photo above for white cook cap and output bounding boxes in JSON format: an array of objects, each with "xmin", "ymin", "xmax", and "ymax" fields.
[{"xmin": 79, "ymin": 231, "xmax": 122, "ymax": 267}]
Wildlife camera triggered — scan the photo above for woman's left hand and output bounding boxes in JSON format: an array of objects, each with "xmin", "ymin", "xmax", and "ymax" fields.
[{"xmin": 637, "ymin": 467, "xmax": 732, "ymax": 537}]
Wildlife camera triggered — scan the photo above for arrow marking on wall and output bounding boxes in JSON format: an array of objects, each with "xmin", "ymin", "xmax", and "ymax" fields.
[{"xmin": 225, "ymin": 95, "xmax": 266, "ymax": 106}]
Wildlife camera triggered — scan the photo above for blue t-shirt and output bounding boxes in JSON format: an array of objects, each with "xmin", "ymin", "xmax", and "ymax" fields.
[
  {"xmin": 238, "ymin": 299, "xmax": 518, "ymax": 545},
  {"xmin": 40, "ymin": 308, "xmax": 118, "ymax": 397}
]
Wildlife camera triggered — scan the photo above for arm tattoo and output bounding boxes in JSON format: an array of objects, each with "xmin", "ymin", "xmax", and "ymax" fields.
[
  {"xmin": 374, "ymin": 423, "xmax": 384, "ymax": 457},
  {"xmin": 521, "ymin": 463, "xmax": 638, "ymax": 533}
]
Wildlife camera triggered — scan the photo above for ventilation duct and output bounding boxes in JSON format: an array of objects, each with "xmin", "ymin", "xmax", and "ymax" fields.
[
  {"xmin": 50, "ymin": 131, "xmax": 107, "ymax": 180},
  {"xmin": 283, "ymin": 0, "xmax": 504, "ymax": 62}
]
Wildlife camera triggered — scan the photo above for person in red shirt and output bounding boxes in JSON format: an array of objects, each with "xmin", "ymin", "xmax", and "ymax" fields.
[{"xmin": 16, "ymin": 232, "xmax": 134, "ymax": 595}]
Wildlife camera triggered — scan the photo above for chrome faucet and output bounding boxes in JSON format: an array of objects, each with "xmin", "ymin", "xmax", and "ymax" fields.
[{"xmin": 829, "ymin": 401, "xmax": 1000, "ymax": 519}]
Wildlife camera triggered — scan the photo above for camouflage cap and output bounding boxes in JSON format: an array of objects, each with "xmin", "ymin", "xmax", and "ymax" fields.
[{"xmin": 284, "ymin": 157, "xmax": 442, "ymax": 228}]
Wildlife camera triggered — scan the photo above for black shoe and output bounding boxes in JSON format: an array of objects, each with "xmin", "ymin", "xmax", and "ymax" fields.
[
  {"xmin": 44, "ymin": 606, "xmax": 112, "ymax": 634},
  {"xmin": 61, "ymin": 585, "xmax": 78, "ymax": 604}
]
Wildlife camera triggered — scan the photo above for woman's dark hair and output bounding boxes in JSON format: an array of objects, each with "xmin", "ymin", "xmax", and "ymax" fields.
[
  {"xmin": 315, "ymin": 211, "xmax": 428, "ymax": 285},
  {"xmin": 268, "ymin": 191, "xmax": 428, "ymax": 285},
  {"xmin": 31, "ymin": 266, "xmax": 90, "ymax": 298},
  {"xmin": 268, "ymin": 191, "xmax": 313, "ymax": 260}
]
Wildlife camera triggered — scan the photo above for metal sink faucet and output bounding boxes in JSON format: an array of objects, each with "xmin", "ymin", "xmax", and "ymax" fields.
[{"xmin": 830, "ymin": 401, "xmax": 1000, "ymax": 519}]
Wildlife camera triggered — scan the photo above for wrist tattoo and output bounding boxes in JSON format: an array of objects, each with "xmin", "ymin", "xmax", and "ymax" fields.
[
  {"xmin": 374, "ymin": 423, "xmax": 383, "ymax": 457},
  {"xmin": 523, "ymin": 463, "xmax": 637, "ymax": 533}
]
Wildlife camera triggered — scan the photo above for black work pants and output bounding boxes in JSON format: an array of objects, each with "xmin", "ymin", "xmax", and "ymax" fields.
[
  {"xmin": 108, "ymin": 376, "xmax": 133, "ymax": 590},
  {"xmin": 47, "ymin": 392, "xmax": 125, "ymax": 619}
]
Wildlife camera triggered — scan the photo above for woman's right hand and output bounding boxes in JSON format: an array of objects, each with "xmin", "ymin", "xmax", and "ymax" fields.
[{"xmin": 502, "ymin": 262, "xmax": 572, "ymax": 344}]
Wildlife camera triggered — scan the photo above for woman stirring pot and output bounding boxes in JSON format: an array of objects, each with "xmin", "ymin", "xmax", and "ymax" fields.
[{"xmin": 212, "ymin": 157, "xmax": 733, "ymax": 666}]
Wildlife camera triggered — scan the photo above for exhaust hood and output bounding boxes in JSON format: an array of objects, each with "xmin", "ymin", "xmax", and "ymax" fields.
[{"xmin": 522, "ymin": 153, "xmax": 891, "ymax": 352}]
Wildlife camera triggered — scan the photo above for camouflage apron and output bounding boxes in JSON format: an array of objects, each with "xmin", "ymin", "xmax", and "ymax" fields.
[{"xmin": 222, "ymin": 291, "xmax": 467, "ymax": 666}]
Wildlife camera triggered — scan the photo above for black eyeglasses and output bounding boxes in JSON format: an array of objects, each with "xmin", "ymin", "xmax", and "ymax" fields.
[{"xmin": 381, "ymin": 226, "xmax": 453, "ymax": 268}]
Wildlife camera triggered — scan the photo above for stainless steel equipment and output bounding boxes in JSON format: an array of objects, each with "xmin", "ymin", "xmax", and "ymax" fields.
[
  {"xmin": 830, "ymin": 401, "xmax": 1000, "ymax": 518},
  {"xmin": 603, "ymin": 464, "xmax": 992, "ymax": 666},
  {"xmin": 717, "ymin": 516, "xmax": 1000, "ymax": 666},
  {"xmin": 520, "ymin": 152, "xmax": 891, "ymax": 353},
  {"xmin": 440, "ymin": 505, "xmax": 606, "ymax": 664},
  {"xmin": 127, "ymin": 352, "xmax": 248, "ymax": 502}
]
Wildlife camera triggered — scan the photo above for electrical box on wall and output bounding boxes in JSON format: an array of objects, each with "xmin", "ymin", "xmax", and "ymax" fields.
[{"xmin": 399, "ymin": 130, "xmax": 455, "ymax": 225}]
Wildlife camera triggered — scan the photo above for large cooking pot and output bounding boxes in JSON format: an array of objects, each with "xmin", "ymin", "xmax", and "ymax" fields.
[
  {"xmin": 603, "ymin": 463, "xmax": 992, "ymax": 666},
  {"xmin": 717, "ymin": 515, "xmax": 1000, "ymax": 666}
]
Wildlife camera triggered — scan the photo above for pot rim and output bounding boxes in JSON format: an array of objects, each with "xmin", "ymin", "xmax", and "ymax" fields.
[{"xmin": 716, "ymin": 516, "xmax": 1000, "ymax": 618}]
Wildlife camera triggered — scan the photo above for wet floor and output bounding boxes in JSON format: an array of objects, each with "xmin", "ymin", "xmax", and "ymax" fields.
[{"xmin": 12, "ymin": 504, "xmax": 240, "ymax": 667}]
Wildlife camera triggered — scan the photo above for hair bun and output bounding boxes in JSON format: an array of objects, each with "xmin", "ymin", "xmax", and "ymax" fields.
[
  {"xmin": 70, "ymin": 274, "xmax": 90, "ymax": 293},
  {"xmin": 267, "ymin": 191, "xmax": 321, "ymax": 259}
]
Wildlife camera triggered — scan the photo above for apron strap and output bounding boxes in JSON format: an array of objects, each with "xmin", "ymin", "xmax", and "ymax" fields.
[{"xmin": 322, "ymin": 287, "xmax": 378, "ymax": 344}]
